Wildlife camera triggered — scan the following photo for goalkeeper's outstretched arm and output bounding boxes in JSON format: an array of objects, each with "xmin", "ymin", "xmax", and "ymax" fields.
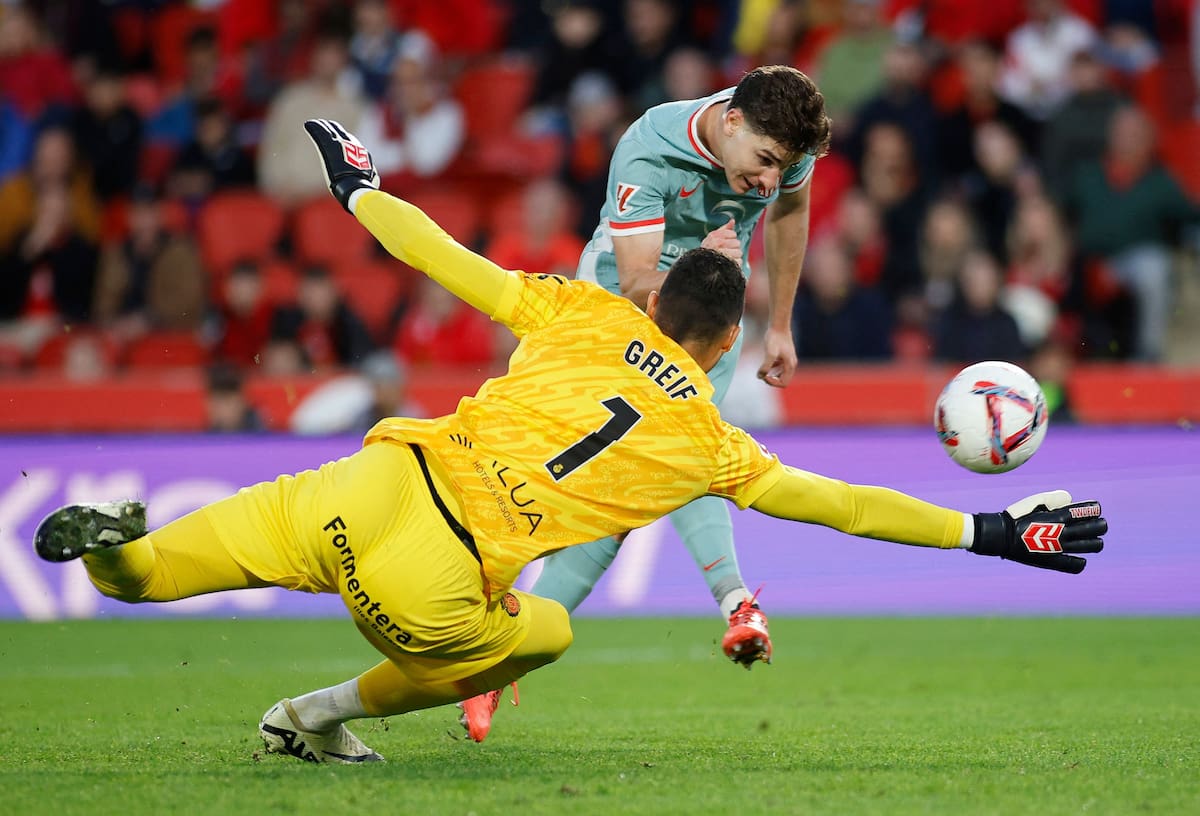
[
  {"xmin": 750, "ymin": 468, "xmax": 1107, "ymax": 574},
  {"xmin": 301, "ymin": 118, "xmax": 517, "ymax": 318}
]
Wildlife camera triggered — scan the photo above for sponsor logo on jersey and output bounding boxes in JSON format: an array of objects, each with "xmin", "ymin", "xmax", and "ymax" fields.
[
  {"xmin": 1021, "ymin": 522, "xmax": 1064, "ymax": 553},
  {"xmin": 502, "ymin": 592, "xmax": 522, "ymax": 617},
  {"xmin": 615, "ymin": 182, "xmax": 641, "ymax": 214}
]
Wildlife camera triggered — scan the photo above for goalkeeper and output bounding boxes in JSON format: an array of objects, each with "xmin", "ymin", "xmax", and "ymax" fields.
[{"xmin": 33, "ymin": 120, "xmax": 1107, "ymax": 766}]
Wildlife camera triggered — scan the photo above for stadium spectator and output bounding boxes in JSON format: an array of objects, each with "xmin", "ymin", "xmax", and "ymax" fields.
[
  {"xmin": 146, "ymin": 25, "xmax": 240, "ymax": 150},
  {"xmin": 391, "ymin": 274, "xmax": 497, "ymax": 367},
  {"xmin": 209, "ymin": 259, "xmax": 275, "ymax": 369},
  {"xmin": 1062, "ymin": 105, "xmax": 1200, "ymax": 361},
  {"xmin": 351, "ymin": 349, "xmax": 425, "ymax": 431},
  {"xmin": 0, "ymin": 124, "xmax": 100, "ymax": 255},
  {"xmin": 919, "ymin": 197, "xmax": 980, "ymax": 313},
  {"xmin": 0, "ymin": 184, "xmax": 99, "ymax": 355},
  {"xmin": 205, "ymin": 362, "xmax": 265, "ymax": 433},
  {"xmin": 998, "ymin": 0, "xmax": 1099, "ymax": 121},
  {"xmin": 271, "ymin": 265, "xmax": 375, "ymax": 370},
  {"xmin": 258, "ymin": 30, "xmax": 368, "ymax": 206},
  {"xmin": 1029, "ymin": 338, "xmax": 1079, "ymax": 423},
  {"xmin": 0, "ymin": 4, "xmax": 77, "ymax": 120},
  {"xmin": 811, "ymin": 0, "xmax": 892, "ymax": 134},
  {"xmin": 1041, "ymin": 47, "xmax": 1126, "ymax": 205},
  {"xmin": 962, "ymin": 121, "xmax": 1037, "ymax": 264},
  {"xmin": 1005, "ymin": 194, "xmax": 1078, "ymax": 330},
  {"xmin": 560, "ymin": 71, "xmax": 627, "ymax": 240},
  {"xmin": 525, "ymin": 0, "xmax": 617, "ymax": 133},
  {"xmin": 859, "ymin": 121, "xmax": 929, "ymax": 300},
  {"xmin": 354, "ymin": 32, "xmax": 464, "ymax": 186},
  {"xmin": 240, "ymin": 0, "xmax": 318, "ymax": 115},
  {"xmin": 934, "ymin": 249, "xmax": 1027, "ymax": 363},
  {"xmin": 349, "ymin": 0, "xmax": 405, "ymax": 101},
  {"xmin": 167, "ymin": 97, "xmax": 257, "ymax": 203},
  {"xmin": 93, "ymin": 184, "xmax": 207, "ymax": 340},
  {"xmin": 848, "ymin": 40, "xmax": 940, "ymax": 184},
  {"xmin": 936, "ymin": 39, "xmax": 1039, "ymax": 184},
  {"xmin": 610, "ymin": 0, "xmax": 687, "ymax": 111},
  {"xmin": 487, "ymin": 177, "xmax": 584, "ymax": 278},
  {"xmin": 660, "ymin": 46, "xmax": 719, "ymax": 103},
  {"xmin": 792, "ymin": 238, "xmax": 893, "ymax": 360},
  {"xmin": 829, "ymin": 187, "xmax": 888, "ymax": 289},
  {"xmin": 70, "ymin": 63, "xmax": 144, "ymax": 202}
]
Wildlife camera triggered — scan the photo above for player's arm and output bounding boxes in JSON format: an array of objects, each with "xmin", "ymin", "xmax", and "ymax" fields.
[
  {"xmin": 758, "ymin": 183, "xmax": 809, "ymax": 387},
  {"xmin": 612, "ymin": 230, "xmax": 668, "ymax": 311},
  {"xmin": 302, "ymin": 118, "xmax": 515, "ymax": 317},
  {"xmin": 749, "ymin": 469, "xmax": 1106, "ymax": 573}
]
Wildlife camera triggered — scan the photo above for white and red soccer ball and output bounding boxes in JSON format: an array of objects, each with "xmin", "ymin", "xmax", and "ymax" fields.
[{"xmin": 934, "ymin": 361, "xmax": 1048, "ymax": 474}]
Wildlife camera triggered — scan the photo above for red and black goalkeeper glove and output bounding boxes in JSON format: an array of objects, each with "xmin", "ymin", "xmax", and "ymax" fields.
[
  {"xmin": 303, "ymin": 118, "xmax": 380, "ymax": 212},
  {"xmin": 970, "ymin": 490, "xmax": 1107, "ymax": 574}
]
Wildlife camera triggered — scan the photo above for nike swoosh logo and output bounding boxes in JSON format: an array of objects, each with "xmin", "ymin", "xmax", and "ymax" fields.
[
  {"xmin": 702, "ymin": 556, "xmax": 726, "ymax": 572},
  {"xmin": 680, "ymin": 182, "xmax": 701, "ymax": 198}
]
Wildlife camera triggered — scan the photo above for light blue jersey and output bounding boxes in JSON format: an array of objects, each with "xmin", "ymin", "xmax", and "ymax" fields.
[{"xmin": 577, "ymin": 88, "xmax": 815, "ymax": 293}]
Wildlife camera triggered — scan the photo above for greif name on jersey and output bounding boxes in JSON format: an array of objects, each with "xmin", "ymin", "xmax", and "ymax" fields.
[{"xmin": 623, "ymin": 339, "xmax": 699, "ymax": 400}]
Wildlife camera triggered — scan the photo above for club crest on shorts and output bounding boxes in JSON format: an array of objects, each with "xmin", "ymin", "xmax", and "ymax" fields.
[{"xmin": 501, "ymin": 592, "xmax": 521, "ymax": 617}]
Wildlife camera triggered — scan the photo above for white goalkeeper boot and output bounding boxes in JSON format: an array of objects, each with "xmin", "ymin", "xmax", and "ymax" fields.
[
  {"xmin": 259, "ymin": 699, "xmax": 384, "ymax": 764},
  {"xmin": 34, "ymin": 501, "xmax": 147, "ymax": 562}
]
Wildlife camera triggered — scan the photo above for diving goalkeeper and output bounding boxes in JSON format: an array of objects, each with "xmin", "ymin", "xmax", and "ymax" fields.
[{"xmin": 33, "ymin": 120, "xmax": 1107, "ymax": 765}]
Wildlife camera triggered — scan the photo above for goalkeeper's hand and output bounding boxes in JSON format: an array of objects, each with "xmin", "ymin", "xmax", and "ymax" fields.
[
  {"xmin": 303, "ymin": 118, "xmax": 380, "ymax": 212},
  {"xmin": 970, "ymin": 490, "xmax": 1106, "ymax": 574}
]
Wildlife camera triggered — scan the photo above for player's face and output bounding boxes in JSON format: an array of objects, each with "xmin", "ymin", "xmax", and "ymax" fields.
[{"xmin": 721, "ymin": 109, "xmax": 796, "ymax": 197}]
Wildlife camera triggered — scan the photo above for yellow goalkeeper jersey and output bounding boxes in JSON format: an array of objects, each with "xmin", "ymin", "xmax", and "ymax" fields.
[{"xmin": 364, "ymin": 271, "xmax": 784, "ymax": 598}]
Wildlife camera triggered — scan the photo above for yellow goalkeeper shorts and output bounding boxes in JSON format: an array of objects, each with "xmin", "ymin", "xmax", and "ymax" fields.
[{"xmin": 203, "ymin": 439, "xmax": 532, "ymax": 685}]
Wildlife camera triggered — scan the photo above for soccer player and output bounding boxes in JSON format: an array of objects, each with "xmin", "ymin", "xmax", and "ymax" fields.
[
  {"xmin": 34, "ymin": 121, "xmax": 1107, "ymax": 765},
  {"xmin": 460, "ymin": 65, "xmax": 832, "ymax": 739}
]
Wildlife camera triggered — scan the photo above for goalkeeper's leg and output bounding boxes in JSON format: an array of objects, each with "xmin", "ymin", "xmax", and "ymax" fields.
[
  {"xmin": 280, "ymin": 593, "xmax": 571, "ymax": 737},
  {"xmin": 79, "ymin": 506, "xmax": 268, "ymax": 602}
]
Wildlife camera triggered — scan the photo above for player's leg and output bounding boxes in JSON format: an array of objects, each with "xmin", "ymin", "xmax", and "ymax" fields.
[
  {"xmin": 528, "ymin": 533, "xmax": 624, "ymax": 612},
  {"xmin": 35, "ymin": 501, "xmax": 270, "ymax": 602},
  {"xmin": 673, "ymin": 331, "xmax": 772, "ymax": 666}
]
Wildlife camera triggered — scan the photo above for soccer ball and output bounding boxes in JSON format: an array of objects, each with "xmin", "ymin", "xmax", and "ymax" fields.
[{"xmin": 934, "ymin": 361, "xmax": 1048, "ymax": 474}]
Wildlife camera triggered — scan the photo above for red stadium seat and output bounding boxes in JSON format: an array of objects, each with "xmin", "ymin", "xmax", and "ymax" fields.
[
  {"xmin": 197, "ymin": 190, "xmax": 286, "ymax": 272},
  {"xmin": 123, "ymin": 331, "xmax": 210, "ymax": 369},
  {"xmin": 32, "ymin": 331, "xmax": 120, "ymax": 371},
  {"xmin": 455, "ymin": 57, "xmax": 535, "ymax": 141},
  {"xmin": 332, "ymin": 260, "xmax": 413, "ymax": 341},
  {"xmin": 291, "ymin": 197, "xmax": 377, "ymax": 267}
]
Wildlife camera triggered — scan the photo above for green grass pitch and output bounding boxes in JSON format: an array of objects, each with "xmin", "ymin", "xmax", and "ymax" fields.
[{"xmin": 1, "ymin": 617, "xmax": 1196, "ymax": 815}]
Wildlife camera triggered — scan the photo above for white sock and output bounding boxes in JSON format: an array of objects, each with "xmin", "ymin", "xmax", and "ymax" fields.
[
  {"xmin": 288, "ymin": 678, "xmax": 367, "ymax": 732},
  {"xmin": 960, "ymin": 513, "xmax": 976, "ymax": 549},
  {"xmin": 718, "ymin": 588, "xmax": 753, "ymax": 620}
]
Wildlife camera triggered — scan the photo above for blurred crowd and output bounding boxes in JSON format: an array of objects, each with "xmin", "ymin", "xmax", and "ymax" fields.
[{"xmin": 1, "ymin": 0, "xmax": 1199, "ymax": 426}]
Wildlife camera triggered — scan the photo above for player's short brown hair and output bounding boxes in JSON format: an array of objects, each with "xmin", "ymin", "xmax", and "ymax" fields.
[
  {"xmin": 730, "ymin": 65, "xmax": 832, "ymax": 159},
  {"xmin": 656, "ymin": 248, "xmax": 745, "ymax": 345}
]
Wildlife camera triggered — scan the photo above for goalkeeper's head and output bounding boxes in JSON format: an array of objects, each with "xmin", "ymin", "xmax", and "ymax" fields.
[
  {"xmin": 729, "ymin": 65, "xmax": 832, "ymax": 161},
  {"xmin": 648, "ymin": 248, "xmax": 744, "ymax": 373}
]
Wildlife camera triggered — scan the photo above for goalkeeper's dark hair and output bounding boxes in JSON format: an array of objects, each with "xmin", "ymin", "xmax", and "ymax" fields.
[
  {"xmin": 730, "ymin": 65, "xmax": 831, "ymax": 160},
  {"xmin": 656, "ymin": 248, "xmax": 745, "ymax": 346}
]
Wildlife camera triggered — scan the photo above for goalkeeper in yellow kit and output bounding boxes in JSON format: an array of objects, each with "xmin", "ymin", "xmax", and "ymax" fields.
[{"xmin": 33, "ymin": 120, "xmax": 1107, "ymax": 764}]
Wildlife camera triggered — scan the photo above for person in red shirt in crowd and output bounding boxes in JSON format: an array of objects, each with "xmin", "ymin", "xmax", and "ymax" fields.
[
  {"xmin": 487, "ymin": 177, "xmax": 583, "ymax": 279},
  {"xmin": 209, "ymin": 259, "xmax": 277, "ymax": 368},
  {"xmin": 391, "ymin": 274, "xmax": 496, "ymax": 367},
  {"xmin": 270, "ymin": 265, "xmax": 375, "ymax": 370},
  {"xmin": 0, "ymin": 5, "xmax": 77, "ymax": 120}
]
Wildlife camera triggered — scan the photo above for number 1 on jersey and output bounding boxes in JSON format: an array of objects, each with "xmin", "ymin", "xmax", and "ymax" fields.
[{"xmin": 545, "ymin": 396, "xmax": 642, "ymax": 481}]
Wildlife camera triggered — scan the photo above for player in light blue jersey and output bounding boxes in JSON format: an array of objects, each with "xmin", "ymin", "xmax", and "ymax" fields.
[{"xmin": 459, "ymin": 66, "xmax": 832, "ymax": 741}]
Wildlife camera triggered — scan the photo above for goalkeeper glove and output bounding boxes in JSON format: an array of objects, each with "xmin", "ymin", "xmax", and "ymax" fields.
[
  {"xmin": 303, "ymin": 118, "xmax": 380, "ymax": 213},
  {"xmin": 971, "ymin": 490, "xmax": 1106, "ymax": 574}
]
